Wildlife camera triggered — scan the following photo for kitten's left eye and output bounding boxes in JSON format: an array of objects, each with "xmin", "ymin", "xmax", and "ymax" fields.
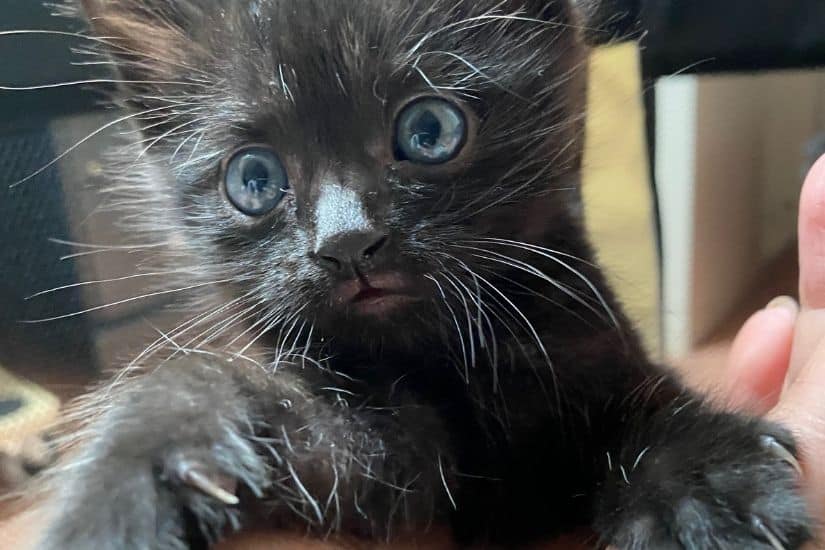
[
  {"xmin": 224, "ymin": 146, "xmax": 289, "ymax": 216},
  {"xmin": 394, "ymin": 98, "xmax": 467, "ymax": 164}
]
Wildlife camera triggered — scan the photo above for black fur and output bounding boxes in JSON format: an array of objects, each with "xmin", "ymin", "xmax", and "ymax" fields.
[{"xmin": 36, "ymin": 1, "xmax": 811, "ymax": 548}]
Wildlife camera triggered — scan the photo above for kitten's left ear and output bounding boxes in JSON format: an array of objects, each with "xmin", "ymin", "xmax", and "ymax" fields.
[{"xmin": 73, "ymin": 0, "xmax": 205, "ymax": 80}]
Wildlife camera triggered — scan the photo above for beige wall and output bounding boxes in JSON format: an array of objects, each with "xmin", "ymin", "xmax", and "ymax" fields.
[
  {"xmin": 658, "ymin": 70, "xmax": 825, "ymax": 355},
  {"xmin": 584, "ymin": 44, "xmax": 661, "ymax": 357}
]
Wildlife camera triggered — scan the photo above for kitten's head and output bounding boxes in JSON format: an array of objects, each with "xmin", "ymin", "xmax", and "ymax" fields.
[{"xmin": 76, "ymin": 0, "xmax": 593, "ymax": 353}]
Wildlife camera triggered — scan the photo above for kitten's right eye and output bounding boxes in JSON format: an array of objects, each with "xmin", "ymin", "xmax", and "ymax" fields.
[{"xmin": 223, "ymin": 146, "xmax": 289, "ymax": 216}]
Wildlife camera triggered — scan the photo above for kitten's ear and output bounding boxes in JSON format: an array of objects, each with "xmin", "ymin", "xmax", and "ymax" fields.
[
  {"xmin": 568, "ymin": 0, "xmax": 642, "ymax": 44},
  {"xmin": 512, "ymin": 1, "xmax": 641, "ymax": 43},
  {"xmin": 505, "ymin": 0, "xmax": 575, "ymax": 21},
  {"xmin": 74, "ymin": 0, "xmax": 203, "ymax": 79}
]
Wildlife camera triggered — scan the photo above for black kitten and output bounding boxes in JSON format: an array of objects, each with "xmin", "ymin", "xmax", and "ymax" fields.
[{"xmin": 36, "ymin": 1, "xmax": 811, "ymax": 548}]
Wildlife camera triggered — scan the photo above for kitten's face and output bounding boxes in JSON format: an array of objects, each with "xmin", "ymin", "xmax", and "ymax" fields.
[{"xmin": 80, "ymin": 0, "xmax": 588, "ymax": 348}]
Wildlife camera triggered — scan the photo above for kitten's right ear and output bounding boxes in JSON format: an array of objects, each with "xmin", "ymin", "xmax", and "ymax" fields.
[
  {"xmin": 74, "ymin": 0, "xmax": 203, "ymax": 80},
  {"xmin": 508, "ymin": 1, "xmax": 641, "ymax": 44}
]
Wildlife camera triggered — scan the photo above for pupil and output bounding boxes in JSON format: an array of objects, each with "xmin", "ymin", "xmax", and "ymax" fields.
[
  {"xmin": 243, "ymin": 161, "xmax": 270, "ymax": 193},
  {"xmin": 411, "ymin": 110, "xmax": 441, "ymax": 149}
]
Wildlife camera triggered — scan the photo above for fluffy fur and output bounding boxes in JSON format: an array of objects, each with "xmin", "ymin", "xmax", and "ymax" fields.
[{"xmin": 34, "ymin": 1, "xmax": 811, "ymax": 548}]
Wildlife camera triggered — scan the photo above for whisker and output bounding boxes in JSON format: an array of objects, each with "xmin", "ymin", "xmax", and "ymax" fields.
[
  {"xmin": 49, "ymin": 238, "xmax": 168, "ymax": 251},
  {"xmin": 26, "ymin": 270, "xmax": 181, "ymax": 300},
  {"xmin": 128, "ymin": 294, "xmax": 252, "ymax": 368},
  {"xmin": 480, "ymin": 267, "xmax": 592, "ymax": 327},
  {"xmin": 441, "ymin": 268, "xmax": 498, "ymax": 370},
  {"xmin": 134, "ymin": 115, "xmax": 210, "ymax": 161},
  {"xmin": 426, "ymin": 274, "xmax": 470, "ymax": 382},
  {"xmin": 180, "ymin": 300, "xmax": 263, "ymax": 352},
  {"xmin": 457, "ymin": 245, "xmax": 610, "ymax": 323},
  {"xmin": 473, "ymin": 237, "xmax": 598, "ymax": 267},
  {"xmin": 22, "ymin": 278, "xmax": 234, "ymax": 323},
  {"xmin": 171, "ymin": 128, "xmax": 205, "ymax": 160},
  {"xmin": 0, "ymin": 29, "xmax": 213, "ymax": 79},
  {"xmin": 272, "ymin": 307, "xmax": 308, "ymax": 361},
  {"xmin": 10, "ymin": 103, "xmax": 189, "ymax": 187},
  {"xmin": 0, "ymin": 78, "xmax": 207, "ymax": 91},
  {"xmin": 439, "ymin": 271, "xmax": 477, "ymax": 369},
  {"xmin": 224, "ymin": 306, "xmax": 283, "ymax": 351},
  {"xmin": 454, "ymin": 260, "xmax": 558, "ymax": 398},
  {"xmin": 470, "ymin": 239, "xmax": 621, "ymax": 332}
]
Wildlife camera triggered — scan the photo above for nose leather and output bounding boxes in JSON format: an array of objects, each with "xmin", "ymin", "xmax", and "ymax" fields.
[{"xmin": 315, "ymin": 230, "xmax": 389, "ymax": 274}]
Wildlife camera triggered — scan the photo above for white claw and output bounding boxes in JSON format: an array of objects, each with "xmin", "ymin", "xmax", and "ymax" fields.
[
  {"xmin": 181, "ymin": 468, "xmax": 240, "ymax": 505},
  {"xmin": 761, "ymin": 435, "xmax": 803, "ymax": 476},
  {"xmin": 752, "ymin": 516, "xmax": 786, "ymax": 550}
]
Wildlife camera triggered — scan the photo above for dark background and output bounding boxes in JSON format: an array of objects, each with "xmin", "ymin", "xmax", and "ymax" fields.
[{"xmin": 0, "ymin": 1, "xmax": 100, "ymax": 375}]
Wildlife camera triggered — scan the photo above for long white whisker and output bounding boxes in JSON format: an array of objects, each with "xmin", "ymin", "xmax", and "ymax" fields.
[
  {"xmin": 473, "ymin": 237, "xmax": 598, "ymax": 267},
  {"xmin": 439, "ymin": 271, "xmax": 477, "ymax": 369},
  {"xmin": 183, "ymin": 300, "xmax": 263, "ymax": 351},
  {"xmin": 272, "ymin": 307, "xmax": 307, "ymax": 361},
  {"xmin": 23, "ymin": 278, "xmax": 234, "ymax": 323},
  {"xmin": 454, "ymin": 261, "xmax": 556, "ymax": 392},
  {"xmin": 480, "ymin": 267, "xmax": 592, "ymax": 327},
  {"xmin": 225, "ymin": 306, "xmax": 283, "ymax": 351},
  {"xmin": 425, "ymin": 274, "xmax": 469, "ymax": 382},
  {"xmin": 471, "ymin": 239, "xmax": 621, "ymax": 332},
  {"xmin": 128, "ymin": 294, "xmax": 251, "ymax": 368},
  {"xmin": 135, "ymin": 115, "xmax": 210, "ymax": 161},
  {"xmin": 10, "ymin": 104, "xmax": 188, "ymax": 187},
  {"xmin": 0, "ymin": 29, "xmax": 214, "ymax": 79},
  {"xmin": 441, "ymin": 268, "xmax": 498, "ymax": 370},
  {"xmin": 458, "ymin": 245, "xmax": 610, "ymax": 323},
  {"xmin": 49, "ymin": 238, "xmax": 168, "ymax": 251},
  {"xmin": 0, "ymin": 78, "xmax": 207, "ymax": 91},
  {"xmin": 26, "ymin": 271, "xmax": 180, "ymax": 300}
]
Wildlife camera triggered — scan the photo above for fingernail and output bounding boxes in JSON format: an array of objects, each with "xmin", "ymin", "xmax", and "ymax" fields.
[{"xmin": 766, "ymin": 296, "xmax": 799, "ymax": 318}]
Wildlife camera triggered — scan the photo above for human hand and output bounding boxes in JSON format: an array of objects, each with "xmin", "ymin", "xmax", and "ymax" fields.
[{"xmin": 724, "ymin": 154, "xmax": 825, "ymax": 546}]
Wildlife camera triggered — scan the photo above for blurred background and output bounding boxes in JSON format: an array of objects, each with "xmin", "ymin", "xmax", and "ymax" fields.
[{"xmin": 0, "ymin": 0, "xmax": 824, "ymax": 493}]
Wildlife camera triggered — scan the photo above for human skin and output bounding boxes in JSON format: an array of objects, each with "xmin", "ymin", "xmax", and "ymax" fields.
[{"xmin": 722, "ymin": 153, "xmax": 825, "ymax": 549}]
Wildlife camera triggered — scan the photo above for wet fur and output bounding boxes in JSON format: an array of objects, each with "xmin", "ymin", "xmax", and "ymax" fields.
[{"xmin": 34, "ymin": 1, "xmax": 812, "ymax": 548}]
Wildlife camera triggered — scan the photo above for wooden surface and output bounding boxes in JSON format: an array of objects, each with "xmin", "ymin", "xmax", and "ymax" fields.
[{"xmin": 0, "ymin": 510, "xmax": 594, "ymax": 550}]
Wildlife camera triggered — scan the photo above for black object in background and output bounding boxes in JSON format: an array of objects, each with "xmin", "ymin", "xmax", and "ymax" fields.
[
  {"xmin": 592, "ymin": 0, "xmax": 825, "ymax": 74},
  {"xmin": 0, "ymin": 1, "xmax": 100, "ymax": 130},
  {"xmin": 0, "ymin": 128, "xmax": 97, "ymax": 374},
  {"xmin": 0, "ymin": 1, "xmax": 101, "ymax": 375},
  {"xmin": 641, "ymin": 1, "xmax": 825, "ymax": 75}
]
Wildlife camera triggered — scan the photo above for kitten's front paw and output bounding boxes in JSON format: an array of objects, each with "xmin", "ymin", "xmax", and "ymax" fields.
[
  {"xmin": 43, "ymin": 442, "xmax": 253, "ymax": 550},
  {"xmin": 40, "ymin": 360, "xmax": 268, "ymax": 550},
  {"xmin": 600, "ymin": 421, "xmax": 812, "ymax": 550}
]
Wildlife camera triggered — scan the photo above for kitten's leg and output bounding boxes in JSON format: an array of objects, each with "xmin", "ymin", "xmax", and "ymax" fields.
[
  {"xmin": 594, "ymin": 389, "xmax": 812, "ymax": 549},
  {"xmin": 39, "ymin": 356, "xmax": 449, "ymax": 550}
]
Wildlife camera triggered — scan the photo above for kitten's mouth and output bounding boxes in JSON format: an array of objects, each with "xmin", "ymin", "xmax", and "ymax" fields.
[{"xmin": 332, "ymin": 272, "xmax": 419, "ymax": 316}]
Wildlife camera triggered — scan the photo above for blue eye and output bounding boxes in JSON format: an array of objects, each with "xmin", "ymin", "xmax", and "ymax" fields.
[
  {"xmin": 395, "ymin": 98, "xmax": 467, "ymax": 164},
  {"xmin": 224, "ymin": 146, "xmax": 288, "ymax": 216}
]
